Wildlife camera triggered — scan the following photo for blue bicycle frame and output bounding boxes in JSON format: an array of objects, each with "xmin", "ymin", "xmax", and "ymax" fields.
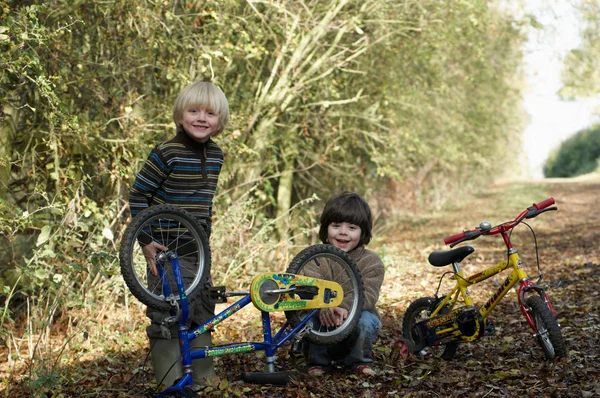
[{"xmin": 156, "ymin": 252, "xmax": 317, "ymax": 397}]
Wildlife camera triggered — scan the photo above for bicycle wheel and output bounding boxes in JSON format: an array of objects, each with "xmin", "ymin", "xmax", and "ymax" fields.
[
  {"xmin": 526, "ymin": 296, "xmax": 567, "ymax": 360},
  {"xmin": 284, "ymin": 245, "xmax": 364, "ymax": 345},
  {"xmin": 120, "ymin": 205, "xmax": 210, "ymax": 311},
  {"xmin": 402, "ymin": 297, "xmax": 457, "ymax": 360}
]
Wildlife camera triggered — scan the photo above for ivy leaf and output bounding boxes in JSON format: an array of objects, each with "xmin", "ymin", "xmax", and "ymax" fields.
[
  {"xmin": 37, "ymin": 225, "xmax": 52, "ymax": 246},
  {"xmin": 102, "ymin": 227, "xmax": 114, "ymax": 241}
]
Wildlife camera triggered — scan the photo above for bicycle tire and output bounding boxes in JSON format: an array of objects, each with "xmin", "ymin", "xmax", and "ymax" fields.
[
  {"xmin": 402, "ymin": 297, "xmax": 458, "ymax": 360},
  {"xmin": 284, "ymin": 245, "xmax": 364, "ymax": 345},
  {"xmin": 526, "ymin": 295, "xmax": 567, "ymax": 360},
  {"xmin": 120, "ymin": 205, "xmax": 210, "ymax": 311}
]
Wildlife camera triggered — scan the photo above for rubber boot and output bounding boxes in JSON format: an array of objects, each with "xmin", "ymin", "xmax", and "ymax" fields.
[
  {"xmin": 190, "ymin": 331, "xmax": 216, "ymax": 383},
  {"xmin": 149, "ymin": 328, "xmax": 215, "ymax": 388}
]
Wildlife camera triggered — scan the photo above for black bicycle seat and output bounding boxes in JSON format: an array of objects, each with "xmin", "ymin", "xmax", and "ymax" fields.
[{"xmin": 428, "ymin": 246, "xmax": 475, "ymax": 267}]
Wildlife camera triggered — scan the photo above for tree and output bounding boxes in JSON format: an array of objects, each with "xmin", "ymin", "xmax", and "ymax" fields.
[
  {"xmin": 560, "ymin": 0, "xmax": 600, "ymax": 99},
  {"xmin": 543, "ymin": 124, "xmax": 600, "ymax": 177},
  {"xmin": 0, "ymin": 0, "xmax": 528, "ymax": 300}
]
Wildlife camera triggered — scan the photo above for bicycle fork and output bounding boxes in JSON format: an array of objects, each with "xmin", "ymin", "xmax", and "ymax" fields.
[{"xmin": 517, "ymin": 278, "xmax": 556, "ymax": 331}]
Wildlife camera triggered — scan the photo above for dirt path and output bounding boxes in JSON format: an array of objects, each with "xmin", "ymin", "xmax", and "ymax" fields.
[
  {"xmin": 2, "ymin": 179, "xmax": 598, "ymax": 397},
  {"xmin": 374, "ymin": 179, "xmax": 600, "ymax": 397},
  {"xmin": 218, "ymin": 178, "xmax": 600, "ymax": 397}
]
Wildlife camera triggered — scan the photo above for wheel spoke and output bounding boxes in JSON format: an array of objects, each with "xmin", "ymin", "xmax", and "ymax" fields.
[
  {"xmin": 284, "ymin": 245, "xmax": 364, "ymax": 345},
  {"xmin": 120, "ymin": 205, "xmax": 210, "ymax": 311}
]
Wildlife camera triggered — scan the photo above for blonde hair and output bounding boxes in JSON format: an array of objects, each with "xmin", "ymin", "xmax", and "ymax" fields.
[{"xmin": 172, "ymin": 82, "xmax": 230, "ymax": 135}]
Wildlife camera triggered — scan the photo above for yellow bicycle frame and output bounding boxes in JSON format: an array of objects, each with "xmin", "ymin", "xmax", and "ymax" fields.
[
  {"xmin": 416, "ymin": 198, "xmax": 560, "ymax": 349},
  {"xmin": 430, "ymin": 250, "xmax": 529, "ymax": 341}
]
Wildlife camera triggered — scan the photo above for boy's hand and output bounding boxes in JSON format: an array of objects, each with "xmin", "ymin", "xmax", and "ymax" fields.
[
  {"xmin": 319, "ymin": 307, "xmax": 348, "ymax": 327},
  {"xmin": 142, "ymin": 241, "xmax": 169, "ymax": 276}
]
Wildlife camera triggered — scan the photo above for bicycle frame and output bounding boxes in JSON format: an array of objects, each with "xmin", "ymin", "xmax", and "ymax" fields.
[
  {"xmin": 432, "ymin": 234, "xmax": 553, "ymax": 340},
  {"xmin": 402, "ymin": 198, "xmax": 566, "ymax": 361},
  {"xmin": 156, "ymin": 252, "xmax": 318, "ymax": 397}
]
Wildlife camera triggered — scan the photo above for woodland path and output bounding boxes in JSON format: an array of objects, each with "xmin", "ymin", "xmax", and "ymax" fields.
[
  {"xmin": 2, "ymin": 179, "xmax": 599, "ymax": 397},
  {"xmin": 219, "ymin": 179, "xmax": 600, "ymax": 397}
]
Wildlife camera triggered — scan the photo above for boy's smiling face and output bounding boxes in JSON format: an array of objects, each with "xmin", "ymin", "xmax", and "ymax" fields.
[
  {"xmin": 327, "ymin": 222, "xmax": 361, "ymax": 252},
  {"xmin": 181, "ymin": 106, "xmax": 220, "ymax": 143}
]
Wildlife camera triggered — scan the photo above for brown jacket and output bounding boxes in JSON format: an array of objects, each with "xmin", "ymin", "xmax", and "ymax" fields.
[
  {"xmin": 347, "ymin": 245, "xmax": 385, "ymax": 319},
  {"xmin": 303, "ymin": 245, "xmax": 385, "ymax": 319}
]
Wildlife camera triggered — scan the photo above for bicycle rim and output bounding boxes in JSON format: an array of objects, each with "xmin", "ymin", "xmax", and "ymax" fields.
[
  {"xmin": 285, "ymin": 245, "xmax": 364, "ymax": 345},
  {"xmin": 534, "ymin": 312, "xmax": 555, "ymax": 357},
  {"xmin": 120, "ymin": 205, "xmax": 210, "ymax": 311}
]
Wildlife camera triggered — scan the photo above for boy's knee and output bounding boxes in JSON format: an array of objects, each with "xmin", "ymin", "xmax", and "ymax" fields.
[{"xmin": 357, "ymin": 311, "xmax": 381, "ymax": 336}]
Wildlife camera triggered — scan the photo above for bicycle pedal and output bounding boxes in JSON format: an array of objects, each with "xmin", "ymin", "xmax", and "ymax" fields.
[
  {"xmin": 241, "ymin": 371, "xmax": 290, "ymax": 385},
  {"xmin": 484, "ymin": 320, "xmax": 496, "ymax": 336},
  {"xmin": 294, "ymin": 285, "xmax": 319, "ymax": 299},
  {"xmin": 163, "ymin": 315, "xmax": 179, "ymax": 326},
  {"xmin": 209, "ymin": 286, "xmax": 228, "ymax": 303},
  {"xmin": 290, "ymin": 340, "xmax": 304, "ymax": 356}
]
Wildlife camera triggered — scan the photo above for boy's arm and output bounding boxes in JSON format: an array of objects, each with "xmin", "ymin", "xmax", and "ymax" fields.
[
  {"xmin": 203, "ymin": 141, "xmax": 224, "ymax": 238},
  {"xmin": 128, "ymin": 147, "xmax": 170, "ymax": 217},
  {"xmin": 128, "ymin": 147, "xmax": 170, "ymax": 247},
  {"xmin": 358, "ymin": 253, "xmax": 385, "ymax": 311}
]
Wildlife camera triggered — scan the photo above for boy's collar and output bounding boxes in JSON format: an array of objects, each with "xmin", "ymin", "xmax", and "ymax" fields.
[
  {"xmin": 347, "ymin": 245, "xmax": 366, "ymax": 258},
  {"xmin": 178, "ymin": 129, "xmax": 211, "ymax": 147}
]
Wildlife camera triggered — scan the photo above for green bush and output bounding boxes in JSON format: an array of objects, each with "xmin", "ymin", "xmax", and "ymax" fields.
[
  {"xmin": 543, "ymin": 124, "xmax": 600, "ymax": 178},
  {"xmin": 0, "ymin": 0, "xmax": 527, "ymax": 321}
]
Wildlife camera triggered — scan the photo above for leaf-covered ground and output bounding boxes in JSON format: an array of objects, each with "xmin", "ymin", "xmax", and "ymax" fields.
[{"xmin": 2, "ymin": 179, "xmax": 599, "ymax": 397}]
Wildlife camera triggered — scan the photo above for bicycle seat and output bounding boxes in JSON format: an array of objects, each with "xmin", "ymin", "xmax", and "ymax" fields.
[{"xmin": 428, "ymin": 246, "xmax": 475, "ymax": 267}]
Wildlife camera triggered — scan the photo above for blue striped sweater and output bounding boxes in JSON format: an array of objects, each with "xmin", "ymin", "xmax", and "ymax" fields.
[{"xmin": 129, "ymin": 130, "xmax": 224, "ymax": 235}]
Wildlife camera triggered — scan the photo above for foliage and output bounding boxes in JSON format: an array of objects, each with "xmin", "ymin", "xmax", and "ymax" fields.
[
  {"xmin": 0, "ymin": 0, "xmax": 528, "ymax": 368},
  {"xmin": 212, "ymin": 193, "xmax": 320, "ymax": 286},
  {"xmin": 543, "ymin": 123, "xmax": 600, "ymax": 177},
  {"xmin": 560, "ymin": 0, "xmax": 600, "ymax": 99}
]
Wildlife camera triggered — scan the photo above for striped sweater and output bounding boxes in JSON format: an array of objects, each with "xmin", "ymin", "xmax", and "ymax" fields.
[{"xmin": 129, "ymin": 130, "xmax": 224, "ymax": 235}]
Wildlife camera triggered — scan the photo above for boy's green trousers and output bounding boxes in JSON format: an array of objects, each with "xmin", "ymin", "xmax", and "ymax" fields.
[{"xmin": 148, "ymin": 325, "xmax": 215, "ymax": 388}]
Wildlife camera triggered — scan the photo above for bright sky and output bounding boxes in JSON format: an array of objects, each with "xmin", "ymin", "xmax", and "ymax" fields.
[{"xmin": 519, "ymin": 0, "xmax": 600, "ymax": 178}]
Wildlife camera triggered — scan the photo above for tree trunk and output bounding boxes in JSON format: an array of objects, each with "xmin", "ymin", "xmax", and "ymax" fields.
[
  {"xmin": 275, "ymin": 163, "xmax": 294, "ymax": 238},
  {"xmin": 0, "ymin": 104, "xmax": 15, "ymax": 200}
]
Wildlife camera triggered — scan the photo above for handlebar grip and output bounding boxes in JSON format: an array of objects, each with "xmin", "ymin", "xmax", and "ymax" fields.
[
  {"xmin": 533, "ymin": 197, "xmax": 555, "ymax": 210},
  {"xmin": 444, "ymin": 232, "xmax": 465, "ymax": 245}
]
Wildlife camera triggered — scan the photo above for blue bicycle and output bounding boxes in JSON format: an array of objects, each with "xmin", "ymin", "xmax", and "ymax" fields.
[{"xmin": 120, "ymin": 205, "xmax": 364, "ymax": 397}]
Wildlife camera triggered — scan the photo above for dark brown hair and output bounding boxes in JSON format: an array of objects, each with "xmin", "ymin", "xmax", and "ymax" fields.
[{"xmin": 318, "ymin": 191, "xmax": 373, "ymax": 246}]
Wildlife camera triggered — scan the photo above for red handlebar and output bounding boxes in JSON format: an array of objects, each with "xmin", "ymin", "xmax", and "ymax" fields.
[
  {"xmin": 444, "ymin": 232, "xmax": 465, "ymax": 245},
  {"xmin": 533, "ymin": 197, "xmax": 555, "ymax": 210},
  {"xmin": 443, "ymin": 198, "xmax": 556, "ymax": 246}
]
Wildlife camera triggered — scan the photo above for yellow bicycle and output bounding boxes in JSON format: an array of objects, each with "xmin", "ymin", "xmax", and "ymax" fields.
[{"xmin": 402, "ymin": 198, "xmax": 566, "ymax": 361}]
